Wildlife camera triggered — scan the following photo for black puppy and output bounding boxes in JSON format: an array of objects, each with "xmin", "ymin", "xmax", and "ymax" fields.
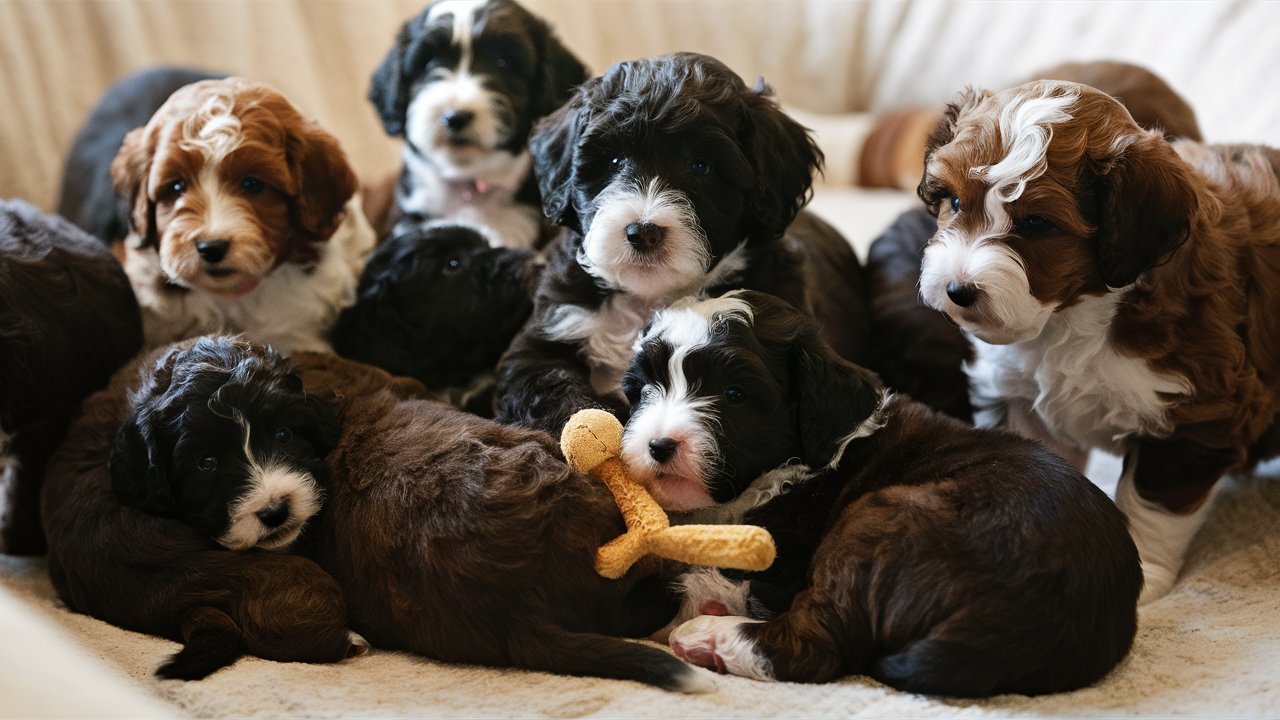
[
  {"xmin": 494, "ymin": 53, "xmax": 870, "ymax": 434},
  {"xmin": 57, "ymin": 66, "xmax": 225, "ymax": 244},
  {"xmin": 369, "ymin": 0, "xmax": 587, "ymax": 246},
  {"xmin": 329, "ymin": 222, "xmax": 540, "ymax": 415},
  {"xmin": 0, "ymin": 199, "xmax": 142, "ymax": 553},
  {"xmin": 621, "ymin": 291, "xmax": 1141, "ymax": 696},
  {"xmin": 43, "ymin": 336, "xmax": 363, "ymax": 680}
]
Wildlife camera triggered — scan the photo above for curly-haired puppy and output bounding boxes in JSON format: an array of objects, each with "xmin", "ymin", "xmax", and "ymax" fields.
[
  {"xmin": 58, "ymin": 66, "xmax": 226, "ymax": 245},
  {"xmin": 494, "ymin": 52, "xmax": 870, "ymax": 434},
  {"xmin": 617, "ymin": 291, "xmax": 1140, "ymax": 696},
  {"xmin": 865, "ymin": 61, "xmax": 1202, "ymax": 424},
  {"xmin": 288, "ymin": 351, "xmax": 708, "ymax": 692},
  {"xmin": 42, "ymin": 337, "xmax": 364, "ymax": 680},
  {"xmin": 329, "ymin": 221, "xmax": 540, "ymax": 414},
  {"xmin": 0, "ymin": 199, "xmax": 142, "ymax": 554},
  {"xmin": 112, "ymin": 77, "xmax": 375, "ymax": 352},
  {"xmin": 368, "ymin": 0, "xmax": 587, "ymax": 246},
  {"xmin": 917, "ymin": 78, "xmax": 1280, "ymax": 602}
]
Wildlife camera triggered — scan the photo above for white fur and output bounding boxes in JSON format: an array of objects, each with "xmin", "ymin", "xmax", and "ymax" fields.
[
  {"xmin": 823, "ymin": 390, "xmax": 889, "ymax": 471},
  {"xmin": 174, "ymin": 92, "xmax": 243, "ymax": 164},
  {"xmin": 1115, "ymin": 447, "xmax": 1221, "ymax": 604},
  {"xmin": 579, "ymin": 177, "xmax": 710, "ymax": 299},
  {"xmin": 125, "ymin": 195, "xmax": 376, "ymax": 354},
  {"xmin": 669, "ymin": 615, "xmax": 774, "ymax": 681},
  {"xmin": 216, "ymin": 416, "xmax": 321, "ymax": 551},
  {"xmin": 399, "ymin": 147, "xmax": 541, "ymax": 248},
  {"xmin": 653, "ymin": 567, "xmax": 752, "ymax": 642},
  {"xmin": 967, "ymin": 292, "xmax": 1190, "ymax": 454},
  {"xmin": 971, "ymin": 88, "xmax": 1078, "ymax": 218}
]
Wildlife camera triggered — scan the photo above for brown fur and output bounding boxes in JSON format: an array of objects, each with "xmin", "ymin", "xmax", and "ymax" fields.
[
  {"xmin": 290, "ymin": 353, "xmax": 699, "ymax": 690},
  {"xmin": 41, "ymin": 344, "xmax": 360, "ymax": 679}
]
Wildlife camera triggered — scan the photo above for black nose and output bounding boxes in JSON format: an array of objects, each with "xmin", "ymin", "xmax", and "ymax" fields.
[
  {"xmin": 649, "ymin": 437, "xmax": 678, "ymax": 464},
  {"xmin": 255, "ymin": 500, "xmax": 291, "ymax": 528},
  {"xmin": 196, "ymin": 239, "xmax": 230, "ymax": 264},
  {"xmin": 626, "ymin": 222, "xmax": 667, "ymax": 253},
  {"xmin": 441, "ymin": 110, "xmax": 475, "ymax": 131},
  {"xmin": 946, "ymin": 280, "xmax": 980, "ymax": 308}
]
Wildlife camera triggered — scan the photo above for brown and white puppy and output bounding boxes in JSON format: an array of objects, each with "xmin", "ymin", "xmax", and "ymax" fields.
[
  {"xmin": 494, "ymin": 53, "xmax": 870, "ymax": 435},
  {"xmin": 42, "ymin": 337, "xmax": 365, "ymax": 680},
  {"xmin": 112, "ymin": 77, "xmax": 375, "ymax": 352},
  {"xmin": 290, "ymin": 352, "xmax": 708, "ymax": 692},
  {"xmin": 0, "ymin": 199, "xmax": 143, "ymax": 554},
  {"xmin": 917, "ymin": 78, "xmax": 1280, "ymax": 602},
  {"xmin": 621, "ymin": 291, "xmax": 1140, "ymax": 696}
]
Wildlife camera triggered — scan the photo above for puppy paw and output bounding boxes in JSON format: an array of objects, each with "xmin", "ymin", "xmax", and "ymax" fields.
[
  {"xmin": 668, "ymin": 615, "xmax": 773, "ymax": 681},
  {"xmin": 1138, "ymin": 563, "xmax": 1179, "ymax": 605},
  {"xmin": 346, "ymin": 630, "xmax": 371, "ymax": 658}
]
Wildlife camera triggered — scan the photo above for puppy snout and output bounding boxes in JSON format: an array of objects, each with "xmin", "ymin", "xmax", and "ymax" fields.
[
  {"xmin": 255, "ymin": 499, "xmax": 291, "ymax": 528},
  {"xmin": 946, "ymin": 280, "xmax": 981, "ymax": 308},
  {"xmin": 648, "ymin": 437, "xmax": 679, "ymax": 464},
  {"xmin": 196, "ymin": 239, "xmax": 231, "ymax": 264},
  {"xmin": 626, "ymin": 222, "xmax": 667, "ymax": 253},
  {"xmin": 441, "ymin": 109, "xmax": 475, "ymax": 132}
]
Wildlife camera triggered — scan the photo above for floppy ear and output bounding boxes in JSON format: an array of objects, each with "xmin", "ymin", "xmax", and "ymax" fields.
[
  {"xmin": 917, "ymin": 87, "xmax": 985, "ymax": 207},
  {"xmin": 741, "ymin": 82, "xmax": 823, "ymax": 240},
  {"xmin": 792, "ymin": 331, "xmax": 883, "ymax": 470},
  {"xmin": 529, "ymin": 86, "xmax": 592, "ymax": 233},
  {"xmin": 531, "ymin": 27, "xmax": 589, "ymax": 119},
  {"xmin": 368, "ymin": 19, "xmax": 415, "ymax": 137},
  {"xmin": 1094, "ymin": 131, "xmax": 1198, "ymax": 288},
  {"xmin": 110, "ymin": 413, "xmax": 175, "ymax": 515},
  {"xmin": 288, "ymin": 123, "xmax": 359, "ymax": 253},
  {"xmin": 110, "ymin": 126, "xmax": 157, "ymax": 247}
]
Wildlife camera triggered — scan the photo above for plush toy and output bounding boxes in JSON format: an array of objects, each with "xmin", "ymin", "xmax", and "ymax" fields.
[{"xmin": 560, "ymin": 408, "xmax": 776, "ymax": 580}]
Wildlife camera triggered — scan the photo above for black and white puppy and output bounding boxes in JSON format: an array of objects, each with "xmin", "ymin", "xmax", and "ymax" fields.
[
  {"xmin": 494, "ymin": 52, "xmax": 870, "ymax": 434},
  {"xmin": 369, "ymin": 0, "xmax": 588, "ymax": 246},
  {"xmin": 0, "ymin": 199, "xmax": 143, "ymax": 554},
  {"xmin": 111, "ymin": 335, "xmax": 339, "ymax": 550},
  {"xmin": 329, "ymin": 221, "xmax": 541, "ymax": 414},
  {"xmin": 57, "ymin": 66, "xmax": 226, "ymax": 244},
  {"xmin": 622, "ymin": 291, "xmax": 1141, "ymax": 696}
]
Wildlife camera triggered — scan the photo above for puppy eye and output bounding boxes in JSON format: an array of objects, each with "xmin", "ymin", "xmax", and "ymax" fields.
[
  {"xmin": 196, "ymin": 456, "xmax": 218, "ymax": 472},
  {"xmin": 241, "ymin": 177, "xmax": 265, "ymax": 196},
  {"xmin": 1017, "ymin": 215, "xmax": 1056, "ymax": 234},
  {"xmin": 275, "ymin": 427, "xmax": 293, "ymax": 444},
  {"xmin": 950, "ymin": 195, "xmax": 961, "ymax": 212},
  {"xmin": 166, "ymin": 180, "xmax": 187, "ymax": 197},
  {"xmin": 609, "ymin": 156, "xmax": 623, "ymax": 170},
  {"xmin": 689, "ymin": 158, "xmax": 711, "ymax": 177},
  {"xmin": 442, "ymin": 257, "xmax": 464, "ymax": 276},
  {"xmin": 724, "ymin": 386, "xmax": 746, "ymax": 404},
  {"xmin": 495, "ymin": 57, "xmax": 508, "ymax": 69}
]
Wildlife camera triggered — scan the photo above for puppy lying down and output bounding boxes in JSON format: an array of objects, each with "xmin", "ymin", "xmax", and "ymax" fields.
[
  {"xmin": 43, "ymin": 337, "xmax": 363, "ymax": 680},
  {"xmin": 620, "ymin": 291, "xmax": 1141, "ymax": 696}
]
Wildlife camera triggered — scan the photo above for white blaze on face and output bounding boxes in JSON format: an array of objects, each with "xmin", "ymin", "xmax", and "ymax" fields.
[
  {"xmin": 579, "ymin": 177, "xmax": 710, "ymax": 300},
  {"xmin": 217, "ymin": 415, "xmax": 321, "ymax": 550},
  {"xmin": 919, "ymin": 88, "xmax": 1078, "ymax": 345},
  {"xmin": 621, "ymin": 297, "xmax": 752, "ymax": 511}
]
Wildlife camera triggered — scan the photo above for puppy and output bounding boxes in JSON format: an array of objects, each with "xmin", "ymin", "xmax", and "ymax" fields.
[
  {"xmin": 866, "ymin": 61, "xmax": 1203, "ymax": 423},
  {"xmin": 289, "ymin": 351, "xmax": 708, "ymax": 692},
  {"xmin": 42, "ymin": 337, "xmax": 364, "ymax": 680},
  {"xmin": 58, "ymin": 66, "xmax": 226, "ymax": 244},
  {"xmin": 329, "ymin": 221, "xmax": 541, "ymax": 414},
  {"xmin": 112, "ymin": 77, "xmax": 375, "ymax": 353},
  {"xmin": 0, "ymin": 199, "xmax": 142, "ymax": 554},
  {"xmin": 620, "ymin": 291, "xmax": 1140, "ymax": 696},
  {"xmin": 495, "ymin": 52, "xmax": 870, "ymax": 434},
  {"xmin": 368, "ymin": 0, "xmax": 588, "ymax": 246},
  {"xmin": 916, "ymin": 79, "xmax": 1280, "ymax": 602}
]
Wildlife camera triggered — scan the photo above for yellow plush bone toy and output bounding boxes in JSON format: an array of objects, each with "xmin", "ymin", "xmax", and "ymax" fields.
[{"xmin": 560, "ymin": 408, "xmax": 776, "ymax": 579}]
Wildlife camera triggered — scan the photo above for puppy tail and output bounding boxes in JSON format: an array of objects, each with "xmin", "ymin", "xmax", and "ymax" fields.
[
  {"xmin": 155, "ymin": 623, "xmax": 246, "ymax": 681},
  {"xmin": 507, "ymin": 625, "xmax": 714, "ymax": 694}
]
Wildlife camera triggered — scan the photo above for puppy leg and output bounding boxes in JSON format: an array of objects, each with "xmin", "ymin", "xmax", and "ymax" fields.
[{"xmin": 156, "ymin": 606, "xmax": 246, "ymax": 680}]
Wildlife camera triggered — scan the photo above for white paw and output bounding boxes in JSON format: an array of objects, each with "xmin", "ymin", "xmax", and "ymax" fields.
[
  {"xmin": 668, "ymin": 615, "xmax": 773, "ymax": 681},
  {"xmin": 346, "ymin": 630, "xmax": 371, "ymax": 658}
]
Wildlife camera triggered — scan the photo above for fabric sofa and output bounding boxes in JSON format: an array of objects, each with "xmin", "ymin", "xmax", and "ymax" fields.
[{"xmin": 2, "ymin": 0, "xmax": 1279, "ymax": 716}]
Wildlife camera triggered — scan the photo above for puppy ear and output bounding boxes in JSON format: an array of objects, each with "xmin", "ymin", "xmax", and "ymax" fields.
[
  {"xmin": 742, "ymin": 83, "xmax": 823, "ymax": 240},
  {"xmin": 288, "ymin": 123, "xmax": 358, "ymax": 252},
  {"xmin": 917, "ymin": 87, "xmax": 985, "ymax": 206},
  {"xmin": 110, "ymin": 126, "xmax": 157, "ymax": 247},
  {"xmin": 368, "ymin": 19, "xmax": 414, "ymax": 137},
  {"xmin": 110, "ymin": 413, "xmax": 175, "ymax": 515},
  {"xmin": 1094, "ymin": 131, "xmax": 1198, "ymax": 288},
  {"xmin": 532, "ymin": 28, "xmax": 588, "ymax": 119},
  {"xmin": 529, "ymin": 86, "xmax": 592, "ymax": 232}
]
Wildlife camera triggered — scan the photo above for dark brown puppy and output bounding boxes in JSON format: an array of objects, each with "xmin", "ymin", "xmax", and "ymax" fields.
[
  {"xmin": 42, "ymin": 339, "xmax": 364, "ymax": 680},
  {"xmin": 620, "ymin": 291, "xmax": 1140, "ymax": 696},
  {"xmin": 292, "ymin": 352, "xmax": 707, "ymax": 692},
  {"xmin": 1, "ymin": 199, "xmax": 143, "ymax": 554}
]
